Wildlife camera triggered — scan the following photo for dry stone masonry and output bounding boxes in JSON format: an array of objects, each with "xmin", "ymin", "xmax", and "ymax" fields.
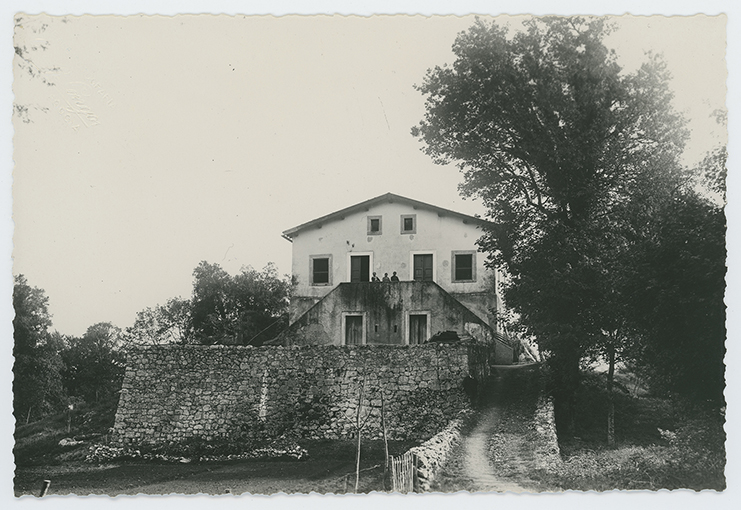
[
  {"xmin": 113, "ymin": 344, "xmax": 473, "ymax": 446},
  {"xmin": 409, "ymin": 409, "xmax": 476, "ymax": 491}
]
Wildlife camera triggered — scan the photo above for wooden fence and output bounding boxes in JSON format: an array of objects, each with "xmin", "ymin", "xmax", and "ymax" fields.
[{"xmin": 389, "ymin": 451, "xmax": 417, "ymax": 493}]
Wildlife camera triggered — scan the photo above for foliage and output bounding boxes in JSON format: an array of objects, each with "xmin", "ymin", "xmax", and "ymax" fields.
[
  {"xmin": 413, "ymin": 17, "xmax": 685, "ymax": 242},
  {"xmin": 124, "ymin": 261, "xmax": 292, "ymax": 346},
  {"xmin": 13, "ymin": 350, "xmax": 67, "ymax": 423},
  {"xmin": 624, "ymin": 190, "xmax": 726, "ymax": 401},
  {"xmin": 541, "ymin": 388, "xmax": 725, "ymax": 491},
  {"xmin": 12, "ymin": 274, "xmax": 53, "ymax": 357},
  {"xmin": 393, "ymin": 388, "xmax": 450, "ymax": 439},
  {"xmin": 190, "ymin": 261, "xmax": 292, "ymax": 345},
  {"xmin": 413, "ymin": 15, "xmax": 724, "ymax": 430},
  {"xmin": 61, "ymin": 322, "xmax": 126, "ymax": 404},
  {"xmin": 13, "ymin": 258, "xmax": 292, "ymax": 428},
  {"xmin": 13, "ymin": 15, "xmax": 59, "ymax": 123},
  {"xmin": 125, "ymin": 297, "xmax": 194, "ymax": 345},
  {"xmin": 13, "ymin": 397, "xmax": 119, "ymax": 467},
  {"xmin": 13, "ymin": 276, "xmax": 126, "ymax": 424},
  {"xmin": 12, "ymin": 275, "xmax": 66, "ymax": 422}
]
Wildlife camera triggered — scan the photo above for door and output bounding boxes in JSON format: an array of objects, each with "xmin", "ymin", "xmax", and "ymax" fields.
[
  {"xmin": 345, "ymin": 315, "xmax": 364, "ymax": 345},
  {"xmin": 350, "ymin": 255, "xmax": 370, "ymax": 282},
  {"xmin": 413, "ymin": 254, "xmax": 433, "ymax": 281},
  {"xmin": 408, "ymin": 314, "xmax": 427, "ymax": 345}
]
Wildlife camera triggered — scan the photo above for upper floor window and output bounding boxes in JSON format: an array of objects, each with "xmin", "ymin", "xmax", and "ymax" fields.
[
  {"xmin": 401, "ymin": 214, "xmax": 416, "ymax": 234},
  {"xmin": 452, "ymin": 251, "xmax": 476, "ymax": 282},
  {"xmin": 367, "ymin": 216, "xmax": 382, "ymax": 235},
  {"xmin": 310, "ymin": 255, "xmax": 331, "ymax": 286}
]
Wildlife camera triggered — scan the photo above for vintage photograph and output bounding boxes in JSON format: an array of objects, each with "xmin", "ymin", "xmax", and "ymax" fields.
[{"xmin": 10, "ymin": 7, "xmax": 728, "ymax": 499}]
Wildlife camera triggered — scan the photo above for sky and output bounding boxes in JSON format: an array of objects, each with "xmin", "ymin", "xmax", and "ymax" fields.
[{"xmin": 9, "ymin": 11, "xmax": 728, "ymax": 338}]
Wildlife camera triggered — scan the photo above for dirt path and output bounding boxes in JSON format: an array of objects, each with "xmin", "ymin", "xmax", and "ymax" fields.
[
  {"xmin": 430, "ymin": 364, "xmax": 550, "ymax": 494},
  {"xmin": 431, "ymin": 406, "xmax": 532, "ymax": 493}
]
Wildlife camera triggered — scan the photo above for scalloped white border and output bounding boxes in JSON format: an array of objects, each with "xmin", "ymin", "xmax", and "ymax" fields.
[{"xmin": 2, "ymin": 2, "xmax": 737, "ymax": 509}]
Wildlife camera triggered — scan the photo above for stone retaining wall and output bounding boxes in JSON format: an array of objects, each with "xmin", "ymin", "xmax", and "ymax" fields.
[
  {"xmin": 112, "ymin": 344, "xmax": 471, "ymax": 446},
  {"xmin": 408, "ymin": 409, "xmax": 476, "ymax": 491},
  {"xmin": 533, "ymin": 396, "xmax": 562, "ymax": 471}
]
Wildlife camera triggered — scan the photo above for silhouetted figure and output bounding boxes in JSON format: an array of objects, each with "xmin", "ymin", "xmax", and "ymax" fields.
[
  {"xmin": 371, "ymin": 272, "xmax": 381, "ymax": 282},
  {"xmin": 390, "ymin": 271, "xmax": 399, "ymax": 282},
  {"xmin": 463, "ymin": 375, "xmax": 478, "ymax": 405},
  {"xmin": 382, "ymin": 273, "xmax": 391, "ymax": 282}
]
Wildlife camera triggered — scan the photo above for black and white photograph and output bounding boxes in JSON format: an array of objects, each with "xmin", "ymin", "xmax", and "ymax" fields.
[{"xmin": 5, "ymin": 0, "xmax": 735, "ymax": 504}]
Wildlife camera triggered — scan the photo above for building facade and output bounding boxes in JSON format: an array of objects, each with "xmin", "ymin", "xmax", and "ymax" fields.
[{"xmin": 280, "ymin": 193, "xmax": 513, "ymax": 361}]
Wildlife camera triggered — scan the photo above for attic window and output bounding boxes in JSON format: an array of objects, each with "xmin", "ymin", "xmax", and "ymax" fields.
[
  {"xmin": 367, "ymin": 216, "xmax": 382, "ymax": 235},
  {"xmin": 401, "ymin": 214, "xmax": 416, "ymax": 234}
]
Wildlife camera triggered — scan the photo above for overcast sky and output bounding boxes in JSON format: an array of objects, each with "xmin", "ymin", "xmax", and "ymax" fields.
[{"xmin": 10, "ymin": 12, "xmax": 727, "ymax": 337}]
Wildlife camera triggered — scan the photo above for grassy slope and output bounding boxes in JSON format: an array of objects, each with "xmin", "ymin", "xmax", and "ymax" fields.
[
  {"xmin": 14, "ymin": 398, "xmax": 419, "ymax": 496},
  {"xmin": 14, "ymin": 396, "xmax": 119, "ymax": 468},
  {"xmin": 14, "ymin": 439, "xmax": 418, "ymax": 496},
  {"xmin": 539, "ymin": 372, "xmax": 726, "ymax": 491}
]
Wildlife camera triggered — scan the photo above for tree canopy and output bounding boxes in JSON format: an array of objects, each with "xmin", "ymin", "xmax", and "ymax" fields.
[
  {"xmin": 12, "ymin": 260, "xmax": 293, "ymax": 425},
  {"xmin": 413, "ymin": 17, "xmax": 686, "ymax": 244},
  {"xmin": 62, "ymin": 322, "xmax": 126, "ymax": 404},
  {"xmin": 191, "ymin": 261, "xmax": 292, "ymax": 345},
  {"xmin": 125, "ymin": 261, "xmax": 293, "ymax": 346},
  {"xmin": 413, "ymin": 16, "xmax": 725, "ymax": 431},
  {"xmin": 12, "ymin": 275, "xmax": 65, "ymax": 421},
  {"xmin": 13, "ymin": 274, "xmax": 53, "ymax": 357}
]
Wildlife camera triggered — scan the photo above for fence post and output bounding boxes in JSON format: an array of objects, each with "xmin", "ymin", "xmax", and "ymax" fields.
[{"xmin": 412, "ymin": 454, "xmax": 419, "ymax": 493}]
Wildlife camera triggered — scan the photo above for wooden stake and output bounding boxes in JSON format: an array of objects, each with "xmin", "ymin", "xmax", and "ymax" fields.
[
  {"xmin": 381, "ymin": 389, "xmax": 389, "ymax": 491},
  {"xmin": 354, "ymin": 375, "xmax": 366, "ymax": 494}
]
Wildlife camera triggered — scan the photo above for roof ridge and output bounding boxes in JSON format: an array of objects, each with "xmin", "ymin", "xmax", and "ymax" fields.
[{"xmin": 282, "ymin": 192, "xmax": 488, "ymax": 240}]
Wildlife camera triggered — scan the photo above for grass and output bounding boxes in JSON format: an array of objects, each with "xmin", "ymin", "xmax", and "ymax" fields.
[
  {"xmin": 14, "ymin": 399, "xmax": 420, "ymax": 496},
  {"xmin": 14, "ymin": 438, "xmax": 418, "ymax": 496},
  {"xmin": 536, "ymin": 371, "xmax": 726, "ymax": 492},
  {"xmin": 14, "ymin": 396, "xmax": 119, "ymax": 467}
]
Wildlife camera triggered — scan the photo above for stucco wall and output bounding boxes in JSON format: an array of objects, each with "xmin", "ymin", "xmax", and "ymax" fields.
[
  {"xmin": 289, "ymin": 201, "xmax": 496, "ymax": 306},
  {"xmin": 112, "ymin": 344, "xmax": 472, "ymax": 446},
  {"xmin": 283, "ymin": 281, "xmax": 491, "ymax": 346}
]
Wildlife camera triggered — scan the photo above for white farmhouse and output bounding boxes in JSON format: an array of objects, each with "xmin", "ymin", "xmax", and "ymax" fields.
[{"xmin": 279, "ymin": 193, "xmax": 514, "ymax": 362}]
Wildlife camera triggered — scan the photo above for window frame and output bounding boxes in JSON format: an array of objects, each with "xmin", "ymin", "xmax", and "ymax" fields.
[
  {"xmin": 400, "ymin": 214, "xmax": 417, "ymax": 234},
  {"xmin": 367, "ymin": 215, "xmax": 383, "ymax": 235},
  {"xmin": 451, "ymin": 251, "xmax": 477, "ymax": 283},
  {"xmin": 310, "ymin": 254, "xmax": 332, "ymax": 286}
]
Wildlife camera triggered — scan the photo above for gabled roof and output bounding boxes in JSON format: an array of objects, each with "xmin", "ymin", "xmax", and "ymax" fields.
[{"xmin": 281, "ymin": 192, "xmax": 490, "ymax": 241}]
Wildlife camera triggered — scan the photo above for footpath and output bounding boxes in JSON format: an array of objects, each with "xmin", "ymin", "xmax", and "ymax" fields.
[{"xmin": 430, "ymin": 364, "xmax": 556, "ymax": 493}]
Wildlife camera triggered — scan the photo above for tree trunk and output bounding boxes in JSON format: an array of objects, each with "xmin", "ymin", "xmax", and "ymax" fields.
[
  {"xmin": 607, "ymin": 342, "xmax": 616, "ymax": 447},
  {"xmin": 551, "ymin": 344, "xmax": 581, "ymax": 437}
]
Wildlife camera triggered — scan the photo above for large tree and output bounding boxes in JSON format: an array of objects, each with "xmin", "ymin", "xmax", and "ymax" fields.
[
  {"xmin": 624, "ymin": 185, "xmax": 726, "ymax": 402},
  {"xmin": 12, "ymin": 275, "xmax": 66, "ymax": 422},
  {"xmin": 124, "ymin": 297, "xmax": 194, "ymax": 345},
  {"xmin": 61, "ymin": 322, "xmax": 126, "ymax": 404},
  {"xmin": 13, "ymin": 274, "xmax": 53, "ymax": 357},
  {"xmin": 189, "ymin": 261, "xmax": 292, "ymax": 345},
  {"xmin": 412, "ymin": 16, "xmax": 689, "ymax": 433}
]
